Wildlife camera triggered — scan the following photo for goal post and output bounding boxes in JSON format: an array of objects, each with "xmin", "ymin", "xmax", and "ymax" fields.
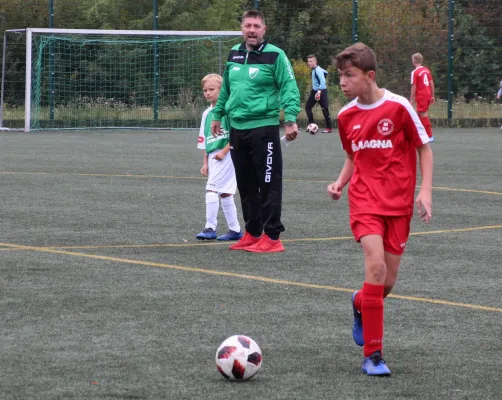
[{"xmin": 1, "ymin": 28, "xmax": 242, "ymax": 132}]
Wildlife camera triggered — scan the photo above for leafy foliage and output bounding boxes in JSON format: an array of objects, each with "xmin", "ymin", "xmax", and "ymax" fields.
[{"xmin": 1, "ymin": 0, "xmax": 501, "ymax": 112}]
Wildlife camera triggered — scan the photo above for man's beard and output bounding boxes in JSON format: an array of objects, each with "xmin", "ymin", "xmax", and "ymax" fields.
[{"xmin": 246, "ymin": 36, "xmax": 261, "ymax": 49}]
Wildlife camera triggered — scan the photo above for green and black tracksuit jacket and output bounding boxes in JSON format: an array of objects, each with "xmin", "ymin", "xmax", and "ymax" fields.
[
  {"xmin": 212, "ymin": 41, "xmax": 300, "ymax": 238},
  {"xmin": 212, "ymin": 41, "xmax": 301, "ymax": 129}
]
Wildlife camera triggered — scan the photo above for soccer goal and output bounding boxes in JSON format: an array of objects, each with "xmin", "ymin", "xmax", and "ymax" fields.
[{"xmin": 0, "ymin": 28, "xmax": 242, "ymax": 132}]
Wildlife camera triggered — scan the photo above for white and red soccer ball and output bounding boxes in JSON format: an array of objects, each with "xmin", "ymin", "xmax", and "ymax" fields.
[
  {"xmin": 307, "ymin": 123, "xmax": 319, "ymax": 135},
  {"xmin": 215, "ymin": 335, "xmax": 262, "ymax": 381}
]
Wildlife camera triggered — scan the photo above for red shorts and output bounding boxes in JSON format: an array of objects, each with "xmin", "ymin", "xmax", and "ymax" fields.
[
  {"xmin": 350, "ymin": 214, "xmax": 412, "ymax": 255},
  {"xmin": 416, "ymin": 97, "xmax": 431, "ymax": 113}
]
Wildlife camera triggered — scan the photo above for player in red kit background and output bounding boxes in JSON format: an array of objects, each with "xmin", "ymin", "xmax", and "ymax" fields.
[
  {"xmin": 410, "ymin": 53, "xmax": 435, "ymax": 141},
  {"xmin": 328, "ymin": 43, "xmax": 433, "ymax": 376}
]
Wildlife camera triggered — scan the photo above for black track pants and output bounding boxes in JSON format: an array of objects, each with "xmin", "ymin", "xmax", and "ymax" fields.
[
  {"xmin": 229, "ymin": 125, "xmax": 285, "ymax": 237},
  {"xmin": 305, "ymin": 89, "xmax": 332, "ymax": 129}
]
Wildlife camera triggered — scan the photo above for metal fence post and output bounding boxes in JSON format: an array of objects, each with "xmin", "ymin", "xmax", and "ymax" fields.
[
  {"xmin": 153, "ymin": 0, "xmax": 159, "ymax": 121},
  {"xmin": 49, "ymin": 0, "xmax": 55, "ymax": 121},
  {"xmin": 447, "ymin": 0, "xmax": 454, "ymax": 123},
  {"xmin": 352, "ymin": 0, "xmax": 358, "ymax": 43}
]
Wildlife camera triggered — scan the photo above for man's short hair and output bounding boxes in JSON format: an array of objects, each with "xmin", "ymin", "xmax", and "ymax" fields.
[
  {"xmin": 335, "ymin": 42, "xmax": 377, "ymax": 73},
  {"xmin": 307, "ymin": 54, "xmax": 317, "ymax": 60},
  {"xmin": 202, "ymin": 73, "xmax": 223, "ymax": 88},
  {"xmin": 242, "ymin": 9, "xmax": 265, "ymax": 24},
  {"xmin": 412, "ymin": 53, "xmax": 423, "ymax": 64}
]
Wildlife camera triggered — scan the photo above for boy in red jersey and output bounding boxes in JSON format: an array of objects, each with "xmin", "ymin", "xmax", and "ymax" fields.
[
  {"xmin": 410, "ymin": 53, "xmax": 435, "ymax": 141},
  {"xmin": 328, "ymin": 43, "xmax": 433, "ymax": 376}
]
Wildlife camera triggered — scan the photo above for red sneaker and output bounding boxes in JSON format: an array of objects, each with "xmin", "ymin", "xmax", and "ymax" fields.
[
  {"xmin": 321, "ymin": 128, "xmax": 333, "ymax": 133},
  {"xmin": 244, "ymin": 235, "xmax": 285, "ymax": 253},
  {"xmin": 229, "ymin": 231, "xmax": 261, "ymax": 251}
]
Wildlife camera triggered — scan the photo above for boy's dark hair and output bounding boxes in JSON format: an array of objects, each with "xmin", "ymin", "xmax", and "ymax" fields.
[
  {"xmin": 307, "ymin": 54, "xmax": 317, "ymax": 60},
  {"xmin": 335, "ymin": 42, "xmax": 377, "ymax": 73},
  {"xmin": 242, "ymin": 10, "xmax": 265, "ymax": 24}
]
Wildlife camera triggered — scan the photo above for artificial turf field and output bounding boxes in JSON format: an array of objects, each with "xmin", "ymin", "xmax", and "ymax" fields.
[{"xmin": 0, "ymin": 128, "xmax": 500, "ymax": 399}]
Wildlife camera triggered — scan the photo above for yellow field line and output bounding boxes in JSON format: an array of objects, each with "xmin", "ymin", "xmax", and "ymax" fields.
[
  {"xmin": 409, "ymin": 224, "xmax": 502, "ymax": 235},
  {"xmin": 46, "ymin": 236, "xmax": 354, "ymax": 249},
  {"xmin": 0, "ymin": 241, "xmax": 500, "ymax": 313},
  {"xmin": 47, "ymin": 224, "xmax": 502, "ymax": 250},
  {"xmin": 0, "ymin": 171, "xmax": 205, "ymax": 180},
  {"xmin": 2, "ymin": 171, "xmax": 502, "ymax": 196}
]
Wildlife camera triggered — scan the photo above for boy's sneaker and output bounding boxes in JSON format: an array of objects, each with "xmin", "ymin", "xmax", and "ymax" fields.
[
  {"xmin": 217, "ymin": 230, "xmax": 243, "ymax": 241},
  {"xmin": 352, "ymin": 291, "xmax": 364, "ymax": 346},
  {"xmin": 244, "ymin": 235, "xmax": 285, "ymax": 253},
  {"xmin": 321, "ymin": 128, "xmax": 333, "ymax": 133},
  {"xmin": 361, "ymin": 351, "xmax": 391, "ymax": 376},
  {"xmin": 195, "ymin": 228, "xmax": 217, "ymax": 240},
  {"xmin": 229, "ymin": 231, "xmax": 261, "ymax": 250},
  {"xmin": 429, "ymin": 136, "xmax": 435, "ymax": 142}
]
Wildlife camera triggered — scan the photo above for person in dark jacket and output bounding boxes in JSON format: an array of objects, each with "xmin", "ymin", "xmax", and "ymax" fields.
[{"xmin": 305, "ymin": 54, "xmax": 333, "ymax": 133}]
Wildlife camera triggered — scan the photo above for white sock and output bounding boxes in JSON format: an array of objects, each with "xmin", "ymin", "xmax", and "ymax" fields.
[
  {"xmin": 221, "ymin": 195, "xmax": 241, "ymax": 232},
  {"xmin": 205, "ymin": 192, "xmax": 219, "ymax": 230}
]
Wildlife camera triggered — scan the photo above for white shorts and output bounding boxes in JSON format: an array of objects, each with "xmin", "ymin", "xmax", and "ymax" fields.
[{"xmin": 206, "ymin": 150, "xmax": 237, "ymax": 194}]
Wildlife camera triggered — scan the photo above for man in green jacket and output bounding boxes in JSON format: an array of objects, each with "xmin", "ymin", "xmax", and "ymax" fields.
[{"xmin": 211, "ymin": 9, "xmax": 301, "ymax": 253}]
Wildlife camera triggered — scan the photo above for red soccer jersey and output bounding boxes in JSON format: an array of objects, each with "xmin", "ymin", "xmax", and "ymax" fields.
[
  {"xmin": 411, "ymin": 66, "xmax": 433, "ymax": 102},
  {"xmin": 338, "ymin": 90, "xmax": 429, "ymax": 216}
]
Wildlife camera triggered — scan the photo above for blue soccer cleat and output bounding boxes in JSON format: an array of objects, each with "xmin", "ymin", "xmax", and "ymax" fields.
[
  {"xmin": 196, "ymin": 228, "xmax": 217, "ymax": 240},
  {"xmin": 352, "ymin": 291, "xmax": 364, "ymax": 346},
  {"xmin": 216, "ymin": 230, "xmax": 243, "ymax": 241},
  {"xmin": 361, "ymin": 351, "xmax": 391, "ymax": 376}
]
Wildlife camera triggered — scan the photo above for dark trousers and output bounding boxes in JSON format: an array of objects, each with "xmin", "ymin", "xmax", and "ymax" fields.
[
  {"xmin": 229, "ymin": 125, "xmax": 285, "ymax": 238},
  {"xmin": 305, "ymin": 89, "xmax": 332, "ymax": 129}
]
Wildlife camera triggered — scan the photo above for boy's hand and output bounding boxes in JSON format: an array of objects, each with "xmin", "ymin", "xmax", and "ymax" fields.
[
  {"xmin": 415, "ymin": 189, "xmax": 432, "ymax": 223},
  {"xmin": 211, "ymin": 121, "xmax": 221, "ymax": 137},
  {"xmin": 213, "ymin": 151, "xmax": 226, "ymax": 161},
  {"xmin": 200, "ymin": 165, "xmax": 208, "ymax": 176},
  {"xmin": 327, "ymin": 181, "xmax": 343, "ymax": 200}
]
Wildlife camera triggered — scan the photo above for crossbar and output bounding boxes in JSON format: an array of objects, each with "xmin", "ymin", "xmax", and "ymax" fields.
[{"xmin": 26, "ymin": 28, "xmax": 242, "ymax": 37}]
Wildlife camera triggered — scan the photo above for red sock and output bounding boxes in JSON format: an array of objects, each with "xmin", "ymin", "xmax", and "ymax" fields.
[
  {"xmin": 419, "ymin": 116, "xmax": 433, "ymax": 138},
  {"xmin": 361, "ymin": 282, "xmax": 385, "ymax": 357},
  {"xmin": 354, "ymin": 290, "xmax": 363, "ymax": 312}
]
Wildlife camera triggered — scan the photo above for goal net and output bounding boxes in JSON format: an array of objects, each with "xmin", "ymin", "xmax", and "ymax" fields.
[{"xmin": 1, "ymin": 28, "xmax": 242, "ymax": 131}]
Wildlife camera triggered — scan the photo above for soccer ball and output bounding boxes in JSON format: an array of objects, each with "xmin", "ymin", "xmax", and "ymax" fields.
[
  {"xmin": 307, "ymin": 123, "xmax": 319, "ymax": 135},
  {"xmin": 215, "ymin": 335, "xmax": 262, "ymax": 381}
]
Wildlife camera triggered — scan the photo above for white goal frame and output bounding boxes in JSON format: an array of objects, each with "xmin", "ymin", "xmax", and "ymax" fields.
[{"xmin": 1, "ymin": 28, "xmax": 241, "ymax": 132}]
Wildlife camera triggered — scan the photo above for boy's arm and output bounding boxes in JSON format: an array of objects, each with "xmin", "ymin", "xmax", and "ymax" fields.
[
  {"xmin": 415, "ymin": 144, "xmax": 433, "ymax": 222},
  {"xmin": 328, "ymin": 118, "xmax": 354, "ymax": 200},
  {"xmin": 410, "ymin": 70, "xmax": 416, "ymax": 103},
  {"xmin": 197, "ymin": 108, "xmax": 209, "ymax": 150},
  {"xmin": 213, "ymin": 143, "xmax": 231, "ymax": 161},
  {"xmin": 336, "ymin": 154, "xmax": 355, "ymax": 188},
  {"xmin": 200, "ymin": 151, "xmax": 208, "ymax": 176},
  {"xmin": 328, "ymin": 154, "xmax": 354, "ymax": 200},
  {"xmin": 430, "ymin": 77, "xmax": 435, "ymax": 104},
  {"xmin": 220, "ymin": 143, "xmax": 230, "ymax": 156},
  {"xmin": 275, "ymin": 51, "xmax": 301, "ymax": 123},
  {"xmin": 317, "ymin": 67, "xmax": 327, "ymax": 90}
]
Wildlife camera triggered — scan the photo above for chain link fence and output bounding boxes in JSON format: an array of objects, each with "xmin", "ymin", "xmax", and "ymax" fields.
[{"xmin": 1, "ymin": 0, "xmax": 501, "ymax": 129}]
